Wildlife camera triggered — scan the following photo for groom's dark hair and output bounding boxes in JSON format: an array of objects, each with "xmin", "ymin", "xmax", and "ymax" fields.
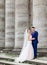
[{"xmin": 32, "ymin": 26, "xmax": 35, "ymax": 28}]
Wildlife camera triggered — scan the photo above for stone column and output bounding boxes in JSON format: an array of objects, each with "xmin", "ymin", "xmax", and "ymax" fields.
[
  {"xmin": 30, "ymin": 0, "xmax": 33, "ymax": 27},
  {"xmin": 33, "ymin": 0, "xmax": 47, "ymax": 48},
  {"xmin": 15, "ymin": 0, "xmax": 29, "ymax": 48},
  {"xmin": 5, "ymin": 0, "xmax": 15, "ymax": 48},
  {"xmin": 0, "ymin": 0, "xmax": 5, "ymax": 48}
]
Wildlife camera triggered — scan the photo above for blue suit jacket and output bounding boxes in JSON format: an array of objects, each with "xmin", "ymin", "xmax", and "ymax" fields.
[{"xmin": 31, "ymin": 31, "xmax": 38, "ymax": 44}]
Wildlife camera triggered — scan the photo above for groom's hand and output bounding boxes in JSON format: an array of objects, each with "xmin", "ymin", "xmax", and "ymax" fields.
[{"xmin": 32, "ymin": 38, "xmax": 35, "ymax": 40}]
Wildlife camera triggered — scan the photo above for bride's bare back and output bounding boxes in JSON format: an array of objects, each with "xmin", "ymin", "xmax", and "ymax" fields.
[{"xmin": 27, "ymin": 30, "xmax": 32, "ymax": 41}]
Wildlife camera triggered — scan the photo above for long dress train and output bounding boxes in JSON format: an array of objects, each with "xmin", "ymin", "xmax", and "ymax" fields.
[{"xmin": 15, "ymin": 29, "xmax": 34, "ymax": 62}]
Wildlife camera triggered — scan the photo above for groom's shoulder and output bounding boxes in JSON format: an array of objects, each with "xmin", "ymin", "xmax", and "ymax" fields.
[{"xmin": 35, "ymin": 31, "xmax": 38, "ymax": 34}]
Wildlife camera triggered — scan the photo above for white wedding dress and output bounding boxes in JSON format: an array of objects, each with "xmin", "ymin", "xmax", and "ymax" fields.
[{"xmin": 15, "ymin": 29, "xmax": 34, "ymax": 62}]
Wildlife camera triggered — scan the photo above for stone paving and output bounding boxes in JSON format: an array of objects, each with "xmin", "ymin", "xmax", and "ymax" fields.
[{"xmin": 0, "ymin": 53, "xmax": 46, "ymax": 65}]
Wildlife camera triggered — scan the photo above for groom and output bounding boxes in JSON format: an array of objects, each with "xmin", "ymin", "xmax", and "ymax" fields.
[{"xmin": 31, "ymin": 27, "xmax": 38, "ymax": 59}]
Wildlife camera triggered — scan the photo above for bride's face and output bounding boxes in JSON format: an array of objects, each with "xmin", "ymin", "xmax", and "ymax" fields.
[{"xmin": 27, "ymin": 30, "xmax": 31, "ymax": 34}]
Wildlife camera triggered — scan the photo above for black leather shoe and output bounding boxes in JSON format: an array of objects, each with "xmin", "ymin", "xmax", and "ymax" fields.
[{"xmin": 33, "ymin": 57, "xmax": 37, "ymax": 59}]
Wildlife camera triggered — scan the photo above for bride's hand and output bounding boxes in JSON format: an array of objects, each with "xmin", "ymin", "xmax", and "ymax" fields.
[{"xmin": 32, "ymin": 38, "xmax": 35, "ymax": 40}]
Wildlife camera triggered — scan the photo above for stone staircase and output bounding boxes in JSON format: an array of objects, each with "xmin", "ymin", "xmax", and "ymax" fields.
[
  {"xmin": 37, "ymin": 48, "xmax": 47, "ymax": 57},
  {"xmin": 0, "ymin": 53, "xmax": 47, "ymax": 65},
  {"xmin": 0, "ymin": 48, "xmax": 47, "ymax": 65},
  {"xmin": 1, "ymin": 48, "xmax": 47, "ymax": 57},
  {"xmin": 0, "ymin": 48, "xmax": 47, "ymax": 57}
]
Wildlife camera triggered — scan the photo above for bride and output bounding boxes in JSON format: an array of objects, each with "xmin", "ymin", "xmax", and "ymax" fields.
[{"xmin": 15, "ymin": 29, "xmax": 34, "ymax": 62}]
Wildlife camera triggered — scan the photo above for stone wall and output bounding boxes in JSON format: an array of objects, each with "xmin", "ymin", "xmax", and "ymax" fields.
[
  {"xmin": 5, "ymin": 0, "xmax": 15, "ymax": 48},
  {"xmin": 30, "ymin": 0, "xmax": 33, "ymax": 27},
  {"xmin": 15, "ymin": 0, "xmax": 29, "ymax": 48},
  {"xmin": 33, "ymin": 0, "xmax": 47, "ymax": 48},
  {"xmin": 0, "ymin": 0, "xmax": 5, "ymax": 47},
  {"xmin": 0, "ymin": 0, "xmax": 47, "ymax": 48}
]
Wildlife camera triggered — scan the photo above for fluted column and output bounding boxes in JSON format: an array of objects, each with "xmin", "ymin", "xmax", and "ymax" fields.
[
  {"xmin": 15, "ymin": 0, "xmax": 29, "ymax": 48},
  {"xmin": 5, "ymin": 0, "xmax": 15, "ymax": 48},
  {"xmin": 33, "ymin": 0, "xmax": 47, "ymax": 48},
  {"xmin": 29, "ymin": 0, "xmax": 33, "ymax": 27},
  {"xmin": 0, "ymin": 0, "xmax": 5, "ymax": 48}
]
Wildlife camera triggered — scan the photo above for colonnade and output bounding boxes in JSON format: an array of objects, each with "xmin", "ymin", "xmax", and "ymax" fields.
[{"xmin": 0, "ymin": 0, "xmax": 47, "ymax": 48}]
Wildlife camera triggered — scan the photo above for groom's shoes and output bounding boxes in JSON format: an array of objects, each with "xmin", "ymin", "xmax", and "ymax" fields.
[
  {"xmin": 33, "ymin": 57, "xmax": 37, "ymax": 59},
  {"xmin": 33, "ymin": 57, "xmax": 36, "ymax": 59}
]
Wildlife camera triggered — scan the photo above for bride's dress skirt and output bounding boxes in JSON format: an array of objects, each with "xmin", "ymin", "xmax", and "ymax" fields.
[{"xmin": 16, "ymin": 41, "xmax": 34, "ymax": 62}]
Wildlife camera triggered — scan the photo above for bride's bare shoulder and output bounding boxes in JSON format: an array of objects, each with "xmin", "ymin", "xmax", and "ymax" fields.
[{"xmin": 28, "ymin": 33, "xmax": 32, "ymax": 38}]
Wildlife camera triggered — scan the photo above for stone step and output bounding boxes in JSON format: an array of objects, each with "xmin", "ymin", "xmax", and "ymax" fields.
[
  {"xmin": 0, "ymin": 48, "xmax": 47, "ymax": 57},
  {"xmin": 0, "ymin": 54, "xmax": 15, "ymax": 60},
  {"xmin": 29, "ymin": 57, "xmax": 47, "ymax": 65},
  {"xmin": 1, "ymin": 48, "xmax": 21, "ymax": 55},
  {"xmin": 0, "ymin": 53, "xmax": 47, "ymax": 64},
  {"xmin": 38, "ymin": 48, "xmax": 47, "ymax": 57},
  {"xmin": 0, "ymin": 57, "xmax": 47, "ymax": 65},
  {"xmin": 38, "ymin": 48, "xmax": 47, "ymax": 53},
  {"xmin": 0, "ymin": 60, "xmax": 31, "ymax": 65},
  {"xmin": 2, "ymin": 48, "xmax": 21, "ymax": 52}
]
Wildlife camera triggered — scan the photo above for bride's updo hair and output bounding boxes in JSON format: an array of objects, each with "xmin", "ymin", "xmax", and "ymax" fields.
[
  {"xmin": 27, "ymin": 28, "xmax": 31, "ymax": 33},
  {"xmin": 28, "ymin": 27, "xmax": 31, "ymax": 31}
]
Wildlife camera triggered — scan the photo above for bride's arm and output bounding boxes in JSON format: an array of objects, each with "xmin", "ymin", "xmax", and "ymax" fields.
[
  {"xmin": 28, "ymin": 34, "xmax": 35, "ymax": 41},
  {"xmin": 28, "ymin": 34, "xmax": 32, "ymax": 41}
]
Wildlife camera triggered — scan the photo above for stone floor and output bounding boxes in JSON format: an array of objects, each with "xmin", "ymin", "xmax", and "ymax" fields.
[{"xmin": 0, "ymin": 53, "xmax": 46, "ymax": 65}]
